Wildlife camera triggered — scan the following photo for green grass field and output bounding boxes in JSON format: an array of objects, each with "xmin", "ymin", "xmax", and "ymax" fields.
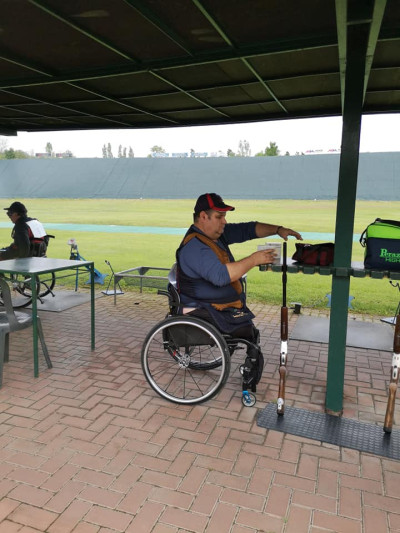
[{"xmin": 1, "ymin": 198, "xmax": 399, "ymax": 316}]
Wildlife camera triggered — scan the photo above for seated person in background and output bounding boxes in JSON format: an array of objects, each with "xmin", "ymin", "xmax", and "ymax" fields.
[
  {"xmin": 0, "ymin": 201, "xmax": 48, "ymax": 261},
  {"xmin": 176, "ymin": 193, "xmax": 303, "ymax": 343}
]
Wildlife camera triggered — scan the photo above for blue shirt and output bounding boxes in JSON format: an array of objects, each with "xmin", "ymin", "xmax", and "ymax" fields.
[{"xmin": 177, "ymin": 222, "xmax": 257, "ymax": 305}]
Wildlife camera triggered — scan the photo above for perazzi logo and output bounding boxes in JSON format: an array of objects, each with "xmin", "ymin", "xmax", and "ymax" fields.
[{"xmin": 380, "ymin": 249, "xmax": 400, "ymax": 262}]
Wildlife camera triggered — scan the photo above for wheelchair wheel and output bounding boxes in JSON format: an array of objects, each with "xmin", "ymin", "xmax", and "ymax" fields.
[
  {"xmin": 0, "ymin": 274, "xmax": 40, "ymax": 308},
  {"xmin": 141, "ymin": 316, "xmax": 231, "ymax": 404},
  {"xmin": 38, "ymin": 272, "xmax": 56, "ymax": 297}
]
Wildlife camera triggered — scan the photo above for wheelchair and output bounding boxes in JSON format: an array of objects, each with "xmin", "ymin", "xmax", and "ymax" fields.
[
  {"xmin": 0, "ymin": 234, "xmax": 55, "ymax": 309},
  {"xmin": 141, "ymin": 266, "xmax": 264, "ymax": 406}
]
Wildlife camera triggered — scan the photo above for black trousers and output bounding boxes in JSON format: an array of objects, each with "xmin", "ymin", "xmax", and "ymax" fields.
[{"xmin": 186, "ymin": 307, "xmax": 259, "ymax": 344}]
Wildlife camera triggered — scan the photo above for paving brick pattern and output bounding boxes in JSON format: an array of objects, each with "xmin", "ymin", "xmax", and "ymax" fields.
[{"xmin": 0, "ymin": 290, "xmax": 398, "ymax": 532}]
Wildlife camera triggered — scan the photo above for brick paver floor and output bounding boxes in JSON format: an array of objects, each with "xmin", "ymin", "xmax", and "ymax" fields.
[{"xmin": 0, "ymin": 289, "xmax": 398, "ymax": 532}]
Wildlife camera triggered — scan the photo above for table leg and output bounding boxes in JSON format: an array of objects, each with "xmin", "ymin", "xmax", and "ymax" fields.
[
  {"xmin": 31, "ymin": 274, "xmax": 39, "ymax": 377},
  {"xmin": 90, "ymin": 264, "xmax": 95, "ymax": 350}
]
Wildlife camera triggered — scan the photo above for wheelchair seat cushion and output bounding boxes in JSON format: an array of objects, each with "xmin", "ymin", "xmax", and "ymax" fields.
[{"xmin": 165, "ymin": 323, "xmax": 216, "ymax": 347}]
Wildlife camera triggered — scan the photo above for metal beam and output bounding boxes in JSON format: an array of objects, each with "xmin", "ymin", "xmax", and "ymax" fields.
[
  {"xmin": 0, "ymin": 108, "xmax": 84, "ymax": 128},
  {"xmin": 241, "ymin": 58, "xmax": 289, "ymax": 113},
  {"xmin": 0, "ymin": 54, "xmax": 180, "ymax": 126},
  {"xmin": 336, "ymin": 0, "xmax": 387, "ymax": 110},
  {"xmin": 0, "ymin": 48, "xmax": 54, "ymax": 78},
  {"xmin": 191, "ymin": 0, "xmax": 288, "ymax": 113},
  {"xmin": 149, "ymin": 71, "xmax": 230, "ymax": 118},
  {"xmin": 0, "ymin": 36, "xmax": 340, "ymax": 90},
  {"xmin": 335, "ymin": 0, "xmax": 347, "ymax": 110},
  {"xmin": 8, "ymin": 93, "xmax": 340, "ymax": 114},
  {"xmin": 0, "ymin": 89, "xmax": 141, "ymax": 128},
  {"xmin": 67, "ymin": 83, "xmax": 180, "ymax": 124},
  {"xmin": 4, "ymin": 65, "xmax": 392, "ymax": 107},
  {"xmin": 0, "ymin": 86, "xmax": 345, "ymax": 121},
  {"xmin": 363, "ymin": 0, "xmax": 387, "ymax": 101},
  {"xmin": 28, "ymin": 0, "xmax": 140, "ymax": 62},
  {"xmin": 122, "ymin": 0, "xmax": 193, "ymax": 56}
]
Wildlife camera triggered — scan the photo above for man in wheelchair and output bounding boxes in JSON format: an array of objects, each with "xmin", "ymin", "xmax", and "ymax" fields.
[
  {"xmin": 0, "ymin": 201, "xmax": 50, "ymax": 260},
  {"xmin": 175, "ymin": 193, "xmax": 302, "ymax": 399}
]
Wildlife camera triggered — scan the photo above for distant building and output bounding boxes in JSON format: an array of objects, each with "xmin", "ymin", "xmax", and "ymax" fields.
[
  {"xmin": 305, "ymin": 148, "xmax": 341, "ymax": 155},
  {"xmin": 55, "ymin": 152, "xmax": 73, "ymax": 158},
  {"xmin": 190, "ymin": 152, "xmax": 208, "ymax": 158}
]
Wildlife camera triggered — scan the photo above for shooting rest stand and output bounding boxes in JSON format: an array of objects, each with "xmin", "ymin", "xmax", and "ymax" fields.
[
  {"xmin": 102, "ymin": 260, "xmax": 124, "ymax": 296},
  {"xmin": 67, "ymin": 239, "xmax": 108, "ymax": 288}
]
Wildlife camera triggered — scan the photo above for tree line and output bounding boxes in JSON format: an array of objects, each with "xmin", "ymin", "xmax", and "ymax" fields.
[
  {"xmin": 102, "ymin": 143, "xmax": 134, "ymax": 158},
  {"xmin": 0, "ymin": 140, "xmax": 74, "ymax": 159},
  {"xmin": 148, "ymin": 140, "xmax": 291, "ymax": 157},
  {"xmin": 0, "ymin": 137, "xmax": 299, "ymax": 160}
]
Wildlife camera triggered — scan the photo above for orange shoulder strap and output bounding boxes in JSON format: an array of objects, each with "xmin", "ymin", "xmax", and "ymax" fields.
[{"xmin": 182, "ymin": 232, "xmax": 242, "ymax": 299}]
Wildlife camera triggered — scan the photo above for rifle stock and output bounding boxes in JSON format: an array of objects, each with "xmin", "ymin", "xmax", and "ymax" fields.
[
  {"xmin": 384, "ymin": 315, "xmax": 400, "ymax": 434},
  {"xmin": 277, "ymin": 242, "xmax": 288, "ymax": 416},
  {"xmin": 281, "ymin": 307, "xmax": 288, "ymax": 340}
]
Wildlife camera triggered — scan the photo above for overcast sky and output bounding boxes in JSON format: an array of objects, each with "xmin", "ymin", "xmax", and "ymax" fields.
[{"xmin": 2, "ymin": 113, "xmax": 399, "ymax": 158}]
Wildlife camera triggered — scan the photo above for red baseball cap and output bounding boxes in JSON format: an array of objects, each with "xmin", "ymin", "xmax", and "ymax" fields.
[{"xmin": 194, "ymin": 193, "xmax": 235, "ymax": 214}]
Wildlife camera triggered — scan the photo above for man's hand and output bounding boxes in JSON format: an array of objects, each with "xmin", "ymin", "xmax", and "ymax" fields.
[
  {"xmin": 255, "ymin": 222, "xmax": 302, "ymax": 241},
  {"xmin": 226, "ymin": 249, "xmax": 277, "ymax": 281},
  {"xmin": 252, "ymin": 249, "xmax": 277, "ymax": 266},
  {"xmin": 278, "ymin": 227, "xmax": 303, "ymax": 241}
]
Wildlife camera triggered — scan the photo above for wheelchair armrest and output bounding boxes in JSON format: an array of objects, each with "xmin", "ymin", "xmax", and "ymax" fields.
[
  {"xmin": 167, "ymin": 284, "xmax": 181, "ymax": 314},
  {"xmin": 157, "ymin": 284, "xmax": 181, "ymax": 315}
]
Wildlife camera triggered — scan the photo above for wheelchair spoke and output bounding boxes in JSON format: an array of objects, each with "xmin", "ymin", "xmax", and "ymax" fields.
[{"xmin": 189, "ymin": 344, "xmax": 223, "ymax": 368}]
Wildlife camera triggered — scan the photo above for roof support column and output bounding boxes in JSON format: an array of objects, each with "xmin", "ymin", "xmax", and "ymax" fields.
[{"xmin": 325, "ymin": 19, "xmax": 370, "ymax": 415}]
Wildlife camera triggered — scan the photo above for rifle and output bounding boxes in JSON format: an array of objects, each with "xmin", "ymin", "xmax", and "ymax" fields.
[
  {"xmin": 383, "ymin": 314, "xmax": 400, "ymax": 434},
  {"xmin": 277, "ymin": 241, "xmax": 288, "ymax": 416}
]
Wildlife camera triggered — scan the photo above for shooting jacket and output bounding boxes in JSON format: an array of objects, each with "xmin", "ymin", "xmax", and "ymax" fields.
[
  {"xmin": 0, "ymin": 216, "xmax": 47, "ymax": 260},
  {"xmin": 178, "ymin": 230, "xmax": 243, "ymax": 310},
  {"xmin": 176, "ymin": 223, "xmax": 257, "ymax": 333}
]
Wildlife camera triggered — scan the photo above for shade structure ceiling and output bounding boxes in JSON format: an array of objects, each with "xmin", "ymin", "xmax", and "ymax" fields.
[{"xmin": 0, "ymin": 0, "xmax": 399, "ymax": 136}]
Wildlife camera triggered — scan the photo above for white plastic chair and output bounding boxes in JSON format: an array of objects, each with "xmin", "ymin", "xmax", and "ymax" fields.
[{"xmin": 0, "ymin": 277, "xmax": 52, "ymax": 386}]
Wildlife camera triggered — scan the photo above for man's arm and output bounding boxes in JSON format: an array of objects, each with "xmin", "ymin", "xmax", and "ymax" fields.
[
  {"xmin": 8, "ymin": 221, "xmax": 31, "ymax": 259},
  {"xmin": 225, "ymin": 248, "xmax": 277, "ymax": 281},
  {"xmin": 225, "ymin": 222, "xmax": 303, "ymax": 281},
  {"xmin": 180, "ymin": 235, "xmax": 277, "ymax": 285},
  {"xmin": 255, "ymin": 222, "xmax": 303, "ymax": 241}
]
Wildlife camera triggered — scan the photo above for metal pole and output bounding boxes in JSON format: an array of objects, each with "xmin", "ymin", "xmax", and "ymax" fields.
[
  {"xmin": 90, "ymin": 263, "xmax": 95, "ymax": 350},
  {"xmin": 31, "ymin": 274, "xmax": 39, "ymax": 377},
  {"xmin": 325, "ymin": 21, "xmax": 370, "ymax": 414}
]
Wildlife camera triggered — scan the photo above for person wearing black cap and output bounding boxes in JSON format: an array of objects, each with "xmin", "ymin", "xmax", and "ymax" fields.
[
  {"xmin": 176, "ymin": 192, "xmax": 302, "ymax": 340},
  {"xmin": 0, "ymin": 201, "xmax": 48, "ymax": 261}
]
